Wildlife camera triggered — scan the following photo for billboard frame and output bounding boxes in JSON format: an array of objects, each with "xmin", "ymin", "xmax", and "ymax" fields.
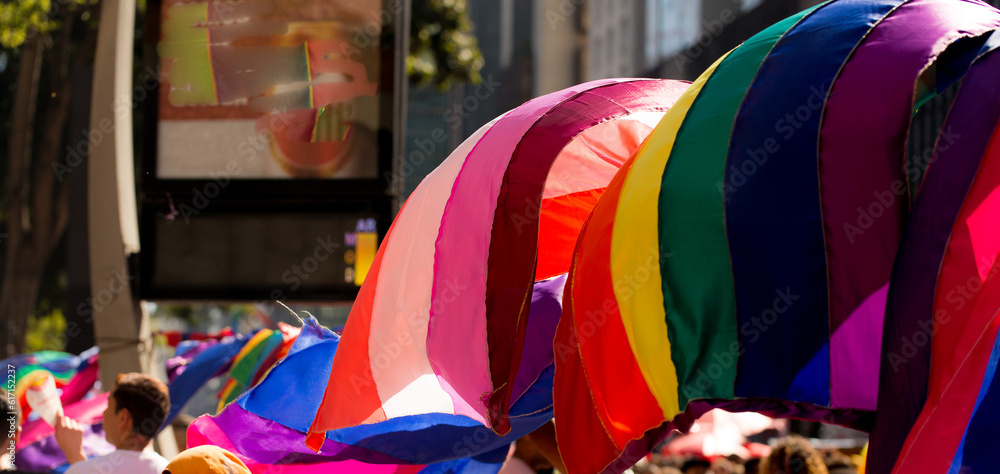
[{"xmin": 136, "ymin": 0, "xmax": 407, "ymax": 302}]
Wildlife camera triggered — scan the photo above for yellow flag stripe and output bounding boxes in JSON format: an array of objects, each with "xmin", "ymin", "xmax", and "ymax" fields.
[{"xmin": 610, "ymin": 52, "xmax": 731, "ymax": 418}]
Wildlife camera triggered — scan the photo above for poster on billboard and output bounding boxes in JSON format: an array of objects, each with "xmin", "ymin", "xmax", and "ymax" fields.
[
  {"xmin": 154, "ymin": 0, "xmax": 388, "ymax": 179},
  {"xmin": 137, "ymin": 0, "xmax": 403, "ymax": 301}
]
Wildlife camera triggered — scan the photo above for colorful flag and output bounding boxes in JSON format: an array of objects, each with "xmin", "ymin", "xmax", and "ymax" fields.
[
  {"xmin": 306, "ymin": 78, "xmax": 690, "ymax": 447},
  {"xmin": 550, "ymin": 1, "xmax": 1000, "ymax": 472}
]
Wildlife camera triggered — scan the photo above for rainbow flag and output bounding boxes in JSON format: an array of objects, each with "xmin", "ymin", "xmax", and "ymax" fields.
[
  {"xmin": 2, "ymin": 347, "xmax": 99, "ymax": 421},
  {"xmin": 550, "ymin": 1, "xmax": 1000, "ymax": 472},
  {"xmin": 216, "ymin": 328, "xmax": 287, "ymax": 412},
  {"xmin": 305, "ymin": 78, "xmax": 690, "ymax": 447},
  {"xmin": 165, "ymin": 333, "xmax": 251, "ymax": 427},
  {"xmin": 189, "ymin": 317, "xmax": 548, "ymax": 472},
  {"xmin": 877, "ymin": 30, "xmax": 1000, "ymax": 473}
]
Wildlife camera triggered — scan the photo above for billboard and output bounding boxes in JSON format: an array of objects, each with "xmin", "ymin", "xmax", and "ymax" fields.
[
  {"xmin": 138, "ymin": 0, "xmax": 403, "ymax": 301},
  {"xmin": 154, "ymin": 0, "xmax": 386, "ymax": 179}
]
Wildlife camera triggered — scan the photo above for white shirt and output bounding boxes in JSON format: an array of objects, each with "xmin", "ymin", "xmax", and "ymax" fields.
[{"xmin": 65, "ymin": 449, "xmax": 168, "ymax": 474}]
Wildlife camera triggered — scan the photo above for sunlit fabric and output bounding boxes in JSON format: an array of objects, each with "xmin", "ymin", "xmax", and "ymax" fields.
[
  {"xmin": 189, "ymin": 317, "xmax": 539, "ymax": 473},
  {"xmin": 305, "ymin": 78, "xmax": 690, "ymax": 449},
  {"xmin": 550, "ymin": 1, "xmax": 1000, "ymax": 472}
]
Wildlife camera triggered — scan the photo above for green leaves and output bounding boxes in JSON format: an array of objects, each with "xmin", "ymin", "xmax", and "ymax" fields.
[
  {"xmin": 26, "ymin": 308, "xmax": 66, "ymax": 352},
  {"xmin": 409, "ymin": 0, "xmax": 484, "ymax": 91},
  {"xmin": 0, "ymin": 0, "xmax": 95, "ymax": 49},
  {"xmin": 0, "ymin": 0, "xmax": 483, "ymax": 90}
]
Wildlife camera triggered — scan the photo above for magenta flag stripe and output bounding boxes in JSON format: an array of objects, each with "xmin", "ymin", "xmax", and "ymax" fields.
[
  {"xmin": 426, "ymin": 79, "xmax": 620, "ymax": 428},
  {"xmin": 870, "ymin": 33, "xmax": 1000, "ymax": 474},
  {"xmin": 484, "ymin": 79, "xmax": 679, "ymax": 431},
  {"xmin": 817, "ymin": 0, "xmax": 1000, "ymax": 410}
]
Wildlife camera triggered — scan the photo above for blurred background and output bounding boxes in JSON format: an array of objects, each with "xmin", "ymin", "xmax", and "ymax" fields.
[{"xmin": 3, "ymin": 0, "xmax": 999, "ymax": 460}]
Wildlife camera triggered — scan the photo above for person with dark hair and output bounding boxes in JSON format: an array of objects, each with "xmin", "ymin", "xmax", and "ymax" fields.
[
  {"xmin": 55, "ymin": 373, "xmax": 170, "ymax": 474},
  {"xmin": 681, "ymin": 457, "xmax": 711, "ymax": 474},
  {"xmin": 823, "ymin": 451, "xmax": 858, "ymax": 474},
  {"xmin": 759, "ymin": 436, "xmax": 828, "ymax": 474},
  {"xmin": 711, "ymin": 457, "xmax": 745, "ymax": 474}
]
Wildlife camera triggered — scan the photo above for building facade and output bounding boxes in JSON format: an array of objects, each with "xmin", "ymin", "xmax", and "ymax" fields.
[
  {"xmin": 581, "ymin": 0, "xmax": 830, "ymax": 81},
  {"xmin": 404, "ymin": 0, "xmax": 1000, "ymax": 197}
]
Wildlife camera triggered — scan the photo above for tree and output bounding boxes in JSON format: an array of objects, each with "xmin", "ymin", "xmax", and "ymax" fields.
[
  {"xmin": 1, "ymin": 0, "xmax": 484, "ymax": 358},
  {"xmin": 408, "ymin": 0, "xmax": 485, "ymax": 90},
  {"xmin": 1, "ymin": 0, "xmax": 99, "ymax": 358}
]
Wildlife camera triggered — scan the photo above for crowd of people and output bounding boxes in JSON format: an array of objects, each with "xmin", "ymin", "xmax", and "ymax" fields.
[
  {"xmin": 3, "ymin": 372, "xmax": 864, "ymax": 474},
  {"xmin": 2, "ymin": 373, "xmax": 251, "ymax": 474},
  {"xmin": 631, "ymin": 436, "xmax": 860, "ymax": 474}
]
